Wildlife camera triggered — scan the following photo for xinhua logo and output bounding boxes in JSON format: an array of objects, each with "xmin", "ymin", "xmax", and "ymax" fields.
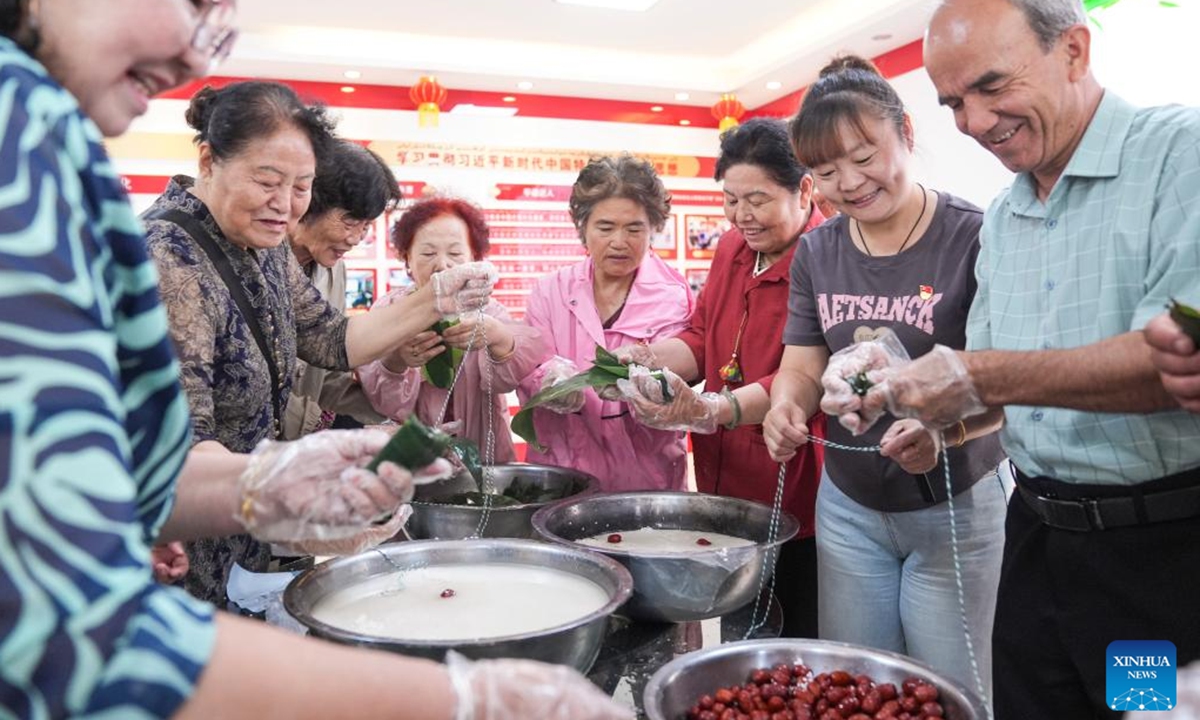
[{"xmin": 1107, "ymin": 640, "xmax": 1177, "ymax": 712}]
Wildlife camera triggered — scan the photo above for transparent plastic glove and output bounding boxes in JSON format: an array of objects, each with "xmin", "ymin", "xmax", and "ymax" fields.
[
  {"xmin": 819, "ymin": 329, "xmax": 911, "ymax": 435},
  {"xmin": 274, "ymin": 505, "xmax": 412, "ymax": 557},
  {"xmin": 878, "ymin": 419, "xmax": 943, "ymax": 474},
  {"xmin": 446, "ymin": 651, "xmax": 632, "ymax": 720},
  {"xmin": 611, "ymin": 342, "xmax": 660, "ymax": 369},
  {"xmin": 432, "ymin": 261, "xmax": 498, "ymax": 316},
  {"xmin": 537, "ymin": 356, "xmax": 586, "ymax": 414},
  {"xmin": 870, "ymin": 344, "xmax": 986, "ymax": 430},
  {"xmin": 595, "ymin": 383, "xmax": 625, "ymax": 402},
  {"xmin": 618, "ymin": 366, "xmax": 720, "ymax": 433},
  {"xmin": 235, "ymin": 429, "xmax": 451, "ymax": 547}
]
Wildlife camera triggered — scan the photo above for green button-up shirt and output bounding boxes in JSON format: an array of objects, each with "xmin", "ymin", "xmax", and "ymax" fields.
[{"xmin": 966, "ymin": 91, "xmax": 1200, "ymax": 485}]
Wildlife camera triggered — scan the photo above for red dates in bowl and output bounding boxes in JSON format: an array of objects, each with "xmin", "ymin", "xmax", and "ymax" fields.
[
  {"xmin": 642, "ymin": 639, "xmax": 987, "ymax": 720},
  {"xmin": 684, "ymin": 663, "xmax": 944, "ymax": 720}
]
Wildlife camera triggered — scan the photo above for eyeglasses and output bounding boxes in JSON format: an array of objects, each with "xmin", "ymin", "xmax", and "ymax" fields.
[{"xmin": 191, "ymin": 0, "xmax": 239, "ymax": 74}]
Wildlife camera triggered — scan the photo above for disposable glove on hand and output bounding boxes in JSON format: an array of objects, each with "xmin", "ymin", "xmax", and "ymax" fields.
[
  {"xmin": 611, "ymin": 342, "xmax": 660, "ymax": 369},
  {"xmin": 819, "ymin": 329, "xmax": 910, "ymax": 435},
  {"xmin": 618, "ymin": 365, "xmax": 720, "ymax": 433},
  {"xmin": 432, "ymin": 261, "xmax": 498, "ymax": 316},
  {"xmin": 235, "ymin": 429, "xmax": 451, "ymax": 548},
  {"xmin": 274, "ymin": 505, "xmax": 413, "ymax": 557},
  {"xmin": 871, "ymin": 344, "xmax": 986, "ymax": 430},
  {"xmin": 446, "ymin": 651, "xmax": 633, "ymax": 720},
  {"xmin": 536, "ymin": 356, "xmax": 586, "ymax": 414}
]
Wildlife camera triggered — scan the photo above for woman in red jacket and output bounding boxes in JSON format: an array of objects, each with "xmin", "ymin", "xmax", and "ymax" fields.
[{"xmin": 617, "ymin": 117, "xmax": 826, "ymax": 637}]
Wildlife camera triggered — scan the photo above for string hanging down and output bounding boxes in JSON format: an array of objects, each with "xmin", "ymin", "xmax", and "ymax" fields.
[{"xmin": 746, "ymin": 430, "xmax": 992, "ymax": 718}]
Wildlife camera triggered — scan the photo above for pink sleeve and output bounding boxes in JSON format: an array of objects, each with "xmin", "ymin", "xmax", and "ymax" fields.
[
  {"xmin": 356, "ymin": 359, "xmax": 421, "ymax": 422},
  {"xmin": 475, "ymin": 302, "xmax": 545, "ymax": 393},
  {"xmin": 517, "ymin": 281, "xmax": 558, "ymax": 402},
  {"xmin": 354, "ymin": 288, "xmax": 422, "ymax": 422}
]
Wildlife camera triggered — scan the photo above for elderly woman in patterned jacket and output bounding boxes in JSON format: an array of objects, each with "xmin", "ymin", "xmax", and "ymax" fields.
[{"xmin": 143, "ymin": 80, "xmax": 495, "ymax": 607}]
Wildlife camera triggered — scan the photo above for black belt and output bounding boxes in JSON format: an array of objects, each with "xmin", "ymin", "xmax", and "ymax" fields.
[{"xmin": 1014, "ymin": 465, "xmax": 1200, "ymax": 532}]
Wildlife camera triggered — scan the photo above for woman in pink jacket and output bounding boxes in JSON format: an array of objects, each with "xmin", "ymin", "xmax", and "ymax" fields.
[
  {"xmin": 358, "ymin": 197, "xmax": 542, "ymax": 461},
  {"xmin": 519, "ymin": 156, "xmax": 695, "ymax": 491}
]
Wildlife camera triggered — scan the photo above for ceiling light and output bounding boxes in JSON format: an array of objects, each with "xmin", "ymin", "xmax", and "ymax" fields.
[
  {"xmin": 517, "ymin": 80, "xmax": 534, "ymax": 90},
  {"xmin": 674, "ymin": 92, "xmax": 690, "ymax": 101},
  {"xmin": 340, "ymin": 86, "xmax": 356, "ymax": 93},
  {"xmin": 765, "ymin": 81, "xmax": 782, "ymax": 90},
  {"xmin": 555, "ymin": 0, "xmax": 661, "ymax": 10},
  {"xmin": 344, "ymin": 70, "xmax": 362, "ymax": 80},
  {"xmin": 650, "ymin": 105, "xmax": 663, "ymax": 112},
  {"xmin": 449, "ymin": 104, "xmax": 519, "ymax": 117},
  {"xmin": 502, "ymin": 96, "xmax": 517, "ymax": 103},
  {"xmin": 679, "ymin": 119, "xmax": 691, "ymax": 126}
]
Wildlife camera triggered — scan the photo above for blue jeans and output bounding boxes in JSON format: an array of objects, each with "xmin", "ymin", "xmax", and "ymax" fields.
[{"xmin": 815, "ymin": 464, "xmax": 1012, "ymax": 700}]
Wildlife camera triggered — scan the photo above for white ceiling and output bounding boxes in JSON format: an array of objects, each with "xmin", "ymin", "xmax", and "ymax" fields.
[{"xmin": 225, "ymin": 0, "xmax": 934, "ymax": 110}]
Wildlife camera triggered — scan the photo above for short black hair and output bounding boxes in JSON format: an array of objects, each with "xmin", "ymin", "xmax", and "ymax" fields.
[
  {"xmin": 715, "ymin": 117, "xmax": 810, "ymax": 192},
  {"xmin": 304, "ymin": 141, "xmax": 400, "ymax": 223}
]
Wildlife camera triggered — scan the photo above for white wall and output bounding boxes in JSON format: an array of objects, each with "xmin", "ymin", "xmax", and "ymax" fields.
[{"xmin": 885, "ymin": 0, "xmax": 1198, "ymax": 210}]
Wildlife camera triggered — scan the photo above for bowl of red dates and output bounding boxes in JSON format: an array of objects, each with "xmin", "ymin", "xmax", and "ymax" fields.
[
  {"xmin": 643, "ymin": 638, "xmax": 988, "ymax": 720},
  {"xmin": 533, "ymin": 491, "xmax": 799, "ymax": 623}
]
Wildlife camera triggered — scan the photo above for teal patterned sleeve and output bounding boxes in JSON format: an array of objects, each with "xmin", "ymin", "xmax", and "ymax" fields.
[{"xmin": 0, "ymin": 42, "xmax": 216, "ymax": 719}]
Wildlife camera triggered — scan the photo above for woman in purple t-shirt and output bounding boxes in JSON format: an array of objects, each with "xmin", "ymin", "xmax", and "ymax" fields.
[{"xmin": 763, "ymin": 55, "xmax": 1009, "ymax": 701}]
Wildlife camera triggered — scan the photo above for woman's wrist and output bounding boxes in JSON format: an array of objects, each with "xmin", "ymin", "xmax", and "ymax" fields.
[{"xmin": 720, "ymin": 386, "xmax": 742, "ymax": 430}]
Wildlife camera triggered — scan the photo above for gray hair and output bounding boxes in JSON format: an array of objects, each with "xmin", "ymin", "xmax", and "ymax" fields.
[
  {"xmin": 1007, "ymin": 0, "xmax": 1087, "ymax": 51},
  {"xmin": 568, "ymin": 155, "xmax": 671, "ymax": 241}
]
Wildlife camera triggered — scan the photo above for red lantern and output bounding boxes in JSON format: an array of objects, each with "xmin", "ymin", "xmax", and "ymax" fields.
[
  {"xmin": 409, "ymin": 76, "xmax": 448, "ymax": 128},
  {"xmin": 711, "ymin": 93, "xmax": 745, "ymax": 132}
]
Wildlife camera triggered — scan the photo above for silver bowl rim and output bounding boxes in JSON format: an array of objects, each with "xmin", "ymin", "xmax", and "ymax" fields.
[
  {"xmin": 283, "ymin": 538, "xmax": 633, "ymax": 648},
  {"xmin": 642, "ymin": 637, "xmax": 990, "ymax": 718},
  {"xmin": 531, "ymin": 491, "xmax": 801, "ymax": 558},
  {"xmin": 410, "ymin": 462, "xmax": 601, "ymax": 511}
]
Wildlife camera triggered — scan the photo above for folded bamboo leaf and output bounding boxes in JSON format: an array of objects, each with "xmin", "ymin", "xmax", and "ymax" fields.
[
  {"xmin": 1169, "ymin": 298, "xmax": 1200, "ymax": 345},
  {"xmin": 513, "ymin": 345, "xmax": 673, "ymax": 450},
  {"xmin": 422, "ymin": 319, "xmax": 466, "ymax": 389}
]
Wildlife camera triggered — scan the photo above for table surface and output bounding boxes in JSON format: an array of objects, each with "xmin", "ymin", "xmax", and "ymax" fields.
[{"xmin": 589, "ymin": 591, "xmax": 782, "ymax": 719}]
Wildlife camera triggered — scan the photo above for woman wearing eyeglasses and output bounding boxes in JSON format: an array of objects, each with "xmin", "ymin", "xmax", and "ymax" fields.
[
  {"xmin": 0, "ymin": 2, "xmax": 628, "ymax": 720},
  {"xmin": 281, "ymin": 140, "xmax": 395, "ymax": 440},
  {"xmin": 612, "ymin": 118, "xmax": 827, "ymax": 637}
]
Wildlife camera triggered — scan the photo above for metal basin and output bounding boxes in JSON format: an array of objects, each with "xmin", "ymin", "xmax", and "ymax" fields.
[
  {"xmin": 283, "ymin": 539, "xmax": 632, "ymax": 673},
  {"xmin": 643, "ymin": 638, "xmax": 988, "ymax": 720},
  {"xmin": 532, "ymin": 492, "xmax": 799, "ymax": 623},
  {"xmin": 406, "ymin": 463, "xmax": 599, "ymax": 540}
]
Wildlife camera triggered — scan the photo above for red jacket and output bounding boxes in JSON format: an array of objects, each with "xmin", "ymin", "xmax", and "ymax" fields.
[{"xmin": 677, "ymin": 213, "xmax": 827, "ymax": 538}]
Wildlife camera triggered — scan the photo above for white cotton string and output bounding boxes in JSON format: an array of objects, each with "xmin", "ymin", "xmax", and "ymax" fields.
[
  {"xmin": 937, "ymin": 430, "xmax": 993, "ymax": 719},
  {"xmin": 425, "ymin": 298, "xmax": 500, "ymax": 538},
  {"xmin": 770, "ymin": 430, "xmax": 993, "ymax": 717},
  {"xmin": 743, "ymin": 462, "xmax": 787, "ymax": 639}
]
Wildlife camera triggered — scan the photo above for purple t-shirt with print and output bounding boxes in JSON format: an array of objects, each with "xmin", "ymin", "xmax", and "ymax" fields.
[{"xmin": 784, "ymin": 191, "xmax": 1005, "ymax": 512}]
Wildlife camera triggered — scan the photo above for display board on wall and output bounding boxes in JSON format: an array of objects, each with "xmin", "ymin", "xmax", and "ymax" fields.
[
  {"xmin": 337, "ymin": 183, "xmax": 726, "ymax": 320},
  {"xmin": 121, "ymin": 174, "xmax": 725, "ymax": 321}
]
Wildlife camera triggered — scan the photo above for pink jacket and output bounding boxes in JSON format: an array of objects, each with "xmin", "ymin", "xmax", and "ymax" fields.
[
  {"xmin": 357, "ymin": 291, "xmax": 542, "ymax": 463},
  {"xmin": 519, "ymin": 254, "xmax": 695, "ymax": 491}
]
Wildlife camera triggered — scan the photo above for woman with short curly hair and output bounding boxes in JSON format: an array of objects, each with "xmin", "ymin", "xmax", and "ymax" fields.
[{"xmin": 518, "ymin": 155, "xmax": 695, "ymax": 491}]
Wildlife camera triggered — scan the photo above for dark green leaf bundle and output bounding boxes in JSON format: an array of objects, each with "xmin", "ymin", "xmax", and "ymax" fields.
[
  {"xmin": 366, "ymin": 416, "xmax": 453, "ymax": 473},
  {"xmin": 422, "ymin": 319, "xmax": 466, "ymax": 389},
  {"xmin": 511, "ymin": 345, "xmax": 671, "ymax": 450},
  {"xmin": 1169, "ymin": 298, "xmax": 1200, "ymax": 345}
]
